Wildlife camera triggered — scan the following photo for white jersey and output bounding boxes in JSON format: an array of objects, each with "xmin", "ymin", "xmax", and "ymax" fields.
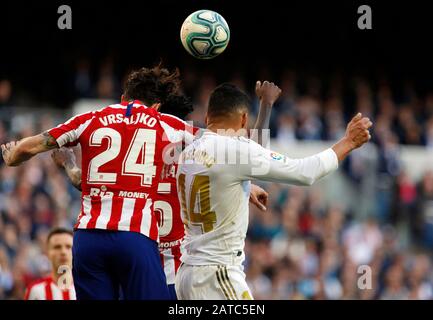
[{"xmin": 177, "ymin": 131, "xmax": 338, "ymax": 267}]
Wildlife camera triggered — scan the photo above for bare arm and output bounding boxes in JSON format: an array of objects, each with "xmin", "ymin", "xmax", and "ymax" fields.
[
  {"xmin": 252, "ymin": 81, "xmax": 282, "ymax": 146},
  {"xmin": 331, "ymin": 113, "xmax": 372, "ymax": 162},
  {"xmin": 51, "ymin": 148, "xmax": 82, "ymax": 191},
  {"xmin": 1, "ymin": 131, "xmax": 58, "ymax": 167}
]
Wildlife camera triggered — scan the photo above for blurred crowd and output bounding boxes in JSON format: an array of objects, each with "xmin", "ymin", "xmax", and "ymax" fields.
[
  {"xmin": 245, "ymin": 176, "xmax": 433, "ymax": 299},
  {"xmin": 1, "ymin": 61, "xmax": 433, "ymax": 299}
]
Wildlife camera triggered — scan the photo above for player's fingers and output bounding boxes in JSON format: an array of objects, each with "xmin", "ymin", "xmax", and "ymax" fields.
[
  {"xmin": 360, "ymin": 117, "xmax": 370, "ymax": 125},
  {"xmin": 358, "ymin": 119, "xmax": 372, "ymax": 131},
  {"xmin": 365, "ymin": 130, "xmax": 371, "ymax": 138},
  {"xmin": 251, "ymin": 194, "xmax": 266, "ymax": 211},
  {"xmin": 260, "ymin": 194, "xmax": 269, "ymax": 209},
  {"xmin": 1, "ymin": 144, "xmax": 5, "ymax": 152},
  {"xmin": 350, "ymin": 112, "xmax": 362, "ymax": 125},
  {"xmin": 255, "ymin": 81, "xmax": 261, "ymax": 93}
]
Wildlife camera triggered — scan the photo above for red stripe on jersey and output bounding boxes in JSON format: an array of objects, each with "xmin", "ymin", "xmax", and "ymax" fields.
[
  {"xmin": 45, "ymin": 282, "xmax": 53, "ymax": 300},
  {"xmin": 24, "ymin": 287, "xmax": 30, "ymax": 300},
  {"xmin": 48, "ymin": 111, "xmax": 95, "ymax": 147},
  {"xmin": 74, "ymin": 198, "xmax": 86, "ymax": 229},
  {"xmin": 86, "ymin": 197, "xmax": 102, "ymax": 229},
  {"xmin": 62, "ymin": 290, "xmax": 70, "ymax": 300},
  {"xmin": 172, "ymin": 244, "xmax": 182, "ymax": 273},
  {"xmin": 106, "ymin": 197, "xmax": 124, "ymax": 230},
  {"xmin": 129, "ymin": 199, "xmax": 144, "ymax": 233}
]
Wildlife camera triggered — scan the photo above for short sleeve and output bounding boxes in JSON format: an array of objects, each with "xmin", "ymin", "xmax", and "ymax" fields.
[{"xmin": 48, "ymin": 111, "xmax": 95, "ymax": 147}]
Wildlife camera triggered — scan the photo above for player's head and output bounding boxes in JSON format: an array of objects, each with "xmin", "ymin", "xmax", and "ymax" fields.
[
  {"xmin": 206, "ymin": 83, "xmax": 251, "ymax": 130},
  {"xmin": 47, "ymin": 228, "xmax": 73, "ymax": 271},
  {"xmin": 122, "ymin": 64, "xmax": 193, "ymax": 119}
]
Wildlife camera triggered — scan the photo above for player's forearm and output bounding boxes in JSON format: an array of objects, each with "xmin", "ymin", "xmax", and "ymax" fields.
[
  {"xmin": 4, "ymin": 135, "xmax": 48, "ymax": 166},
  {"xmin": 4, "ymin": 141, "xmax": 34, "ymax": 166},
  {"xmin": 251, "ymin": 148, "xmax": 339, "ymax": 186},
  {"xmin": 252, "ymin": 102, "xmax": 272, "ymax": 146},
  {"xmin": 286, "ymin": 148, "xmax": 339, "ymax": 186},
  {"xmin": 64, "ymin": 163, "xmax": 82, "ymax": 191},
  {"xmin": 331, "ymin": 137, "xmax": 356, "ymax": 162}
]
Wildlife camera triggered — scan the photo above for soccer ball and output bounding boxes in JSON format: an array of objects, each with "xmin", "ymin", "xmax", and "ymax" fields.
[{"xmin": 180, "ymin": 10, "xmax": 230, "ymax": 59}]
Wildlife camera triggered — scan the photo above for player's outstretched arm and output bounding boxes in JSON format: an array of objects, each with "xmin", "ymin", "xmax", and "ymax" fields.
[
  {"xmin": 253, "ymin": 81, "xmax": 281, "ymax": 146},
  {"xmin": 51, "ymin": 148, "xmax": 82, "ymax": 191},
  {"xmin": 1, "ymin": 131, "xmax": 58, "ymax": 167},
  {"xmin": 239, "ymin": 113, "xmax": 372, "ymax": 186}
]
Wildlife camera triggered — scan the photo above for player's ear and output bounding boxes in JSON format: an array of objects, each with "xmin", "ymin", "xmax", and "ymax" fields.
[{"xmin": 241, "ymin": 112, "xmax": 248, "ymax": 129}]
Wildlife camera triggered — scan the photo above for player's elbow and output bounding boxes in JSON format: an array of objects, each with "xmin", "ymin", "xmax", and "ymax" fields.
[
  {"xmin": 296, "ymin": 174, "xmax": 316, "ymax": 186},
  {"xmin": 303, "ymin": 177, "xmax": 316, "ymax": 186}
]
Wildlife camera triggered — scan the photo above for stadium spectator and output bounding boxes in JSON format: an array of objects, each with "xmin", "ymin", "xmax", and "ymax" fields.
[{"xmin": 24, "ymin": 228, "xmax": 75, "ymax": 300}]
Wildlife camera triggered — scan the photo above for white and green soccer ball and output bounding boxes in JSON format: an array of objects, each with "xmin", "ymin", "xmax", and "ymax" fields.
[{"xmin": 180, "ymin": 10, "xmax": 230, "ymax": 59}]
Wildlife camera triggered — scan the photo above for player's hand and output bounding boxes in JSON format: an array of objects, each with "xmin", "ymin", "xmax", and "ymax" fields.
[
  {"xmin": 249, "ymin": 184, "xmax": 268, "ymax": 211},
  {"xmin": 1, "ymin": 141, "xmax": 19, "ymax": 166},
  {"xmin": 344, "ymin": 112, "xmax": 373, "ymax": 150},
  {"xmin": 255, "ymin": 81, "xmax": 282, "ymax": 107},
  {"xmin": 51, "ymin": 147, "xmax": 77, "ymax": 169}
]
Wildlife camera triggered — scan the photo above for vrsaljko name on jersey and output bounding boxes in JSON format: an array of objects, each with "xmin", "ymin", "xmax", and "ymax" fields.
[{"xmin": 99, "ymin": 113, "xmax": 157, "ymax": 127}]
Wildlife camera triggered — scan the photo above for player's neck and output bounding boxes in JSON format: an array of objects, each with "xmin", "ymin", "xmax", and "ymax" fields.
[
  {"xmin": 207, "ymin": 122, "xmax": 245, "ymax": 136},
  {"xmin": 51, "ymin": 270, "xmax": 61, "ymax": 284}
]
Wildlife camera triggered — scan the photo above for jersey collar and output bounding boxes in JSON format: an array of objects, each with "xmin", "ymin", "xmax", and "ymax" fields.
[{"xmin": 120, "ymin": 99, "xmax": 146, "ymax": 107}]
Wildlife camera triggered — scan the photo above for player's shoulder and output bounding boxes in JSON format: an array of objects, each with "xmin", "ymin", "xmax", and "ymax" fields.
[
  {"xmin": 159, "ymin": 112, "xmax": 191, "ymax": 129},
  {"xmin": 28, "ymin": 276, "xmax": 51, "ymax": 288},
  {"xmin": 25, "ymin": 277, "xmax": 50, "ymax": 299},
  {"xmin": 67, "ymin": 102, "xmax": 125, "ymax": 122},
  {"xmin": 96, "ymin": 102, "xmax": 127, "ymax": 114},
  {"xmin": 228, "ymin": 135, "xmax": 261, "ymax": 149}
]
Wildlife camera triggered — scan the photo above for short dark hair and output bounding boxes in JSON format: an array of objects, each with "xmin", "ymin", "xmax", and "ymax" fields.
[
  {"xmin": 123, "ymin": 64, "xmax": 193, "ymax": 119},
  {"xmin": 47, "ymin": 228, "xmax": 73, "ymax": 244},
  {"xmin": 207, "ymin": 83, "xmax": 251, "ymax": 119}
]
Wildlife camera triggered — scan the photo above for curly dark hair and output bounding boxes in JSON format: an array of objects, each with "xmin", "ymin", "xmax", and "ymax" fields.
[{"xmin": 123, "ymin": 64, "xmax": 193, "ymax": 120}]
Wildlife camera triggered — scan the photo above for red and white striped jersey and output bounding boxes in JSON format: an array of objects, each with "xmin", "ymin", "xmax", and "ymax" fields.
[
  {"xmin": 159, "ymin": 242, "xmax": 182, "ymax": 285},
  {"xmin": 156, "ymin": 170, "xmax": 184, "ymax": 285},
  {"xmin": 48, "ymin": 101, "xmax": 197, "ymax": 242},
  {"xmin": 156, "ymin": 113, "xmax": 200, "ymax": 283},
  {"xmin": 24, "ymin": 277, "xmax": 76, "ymax": 300}
]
